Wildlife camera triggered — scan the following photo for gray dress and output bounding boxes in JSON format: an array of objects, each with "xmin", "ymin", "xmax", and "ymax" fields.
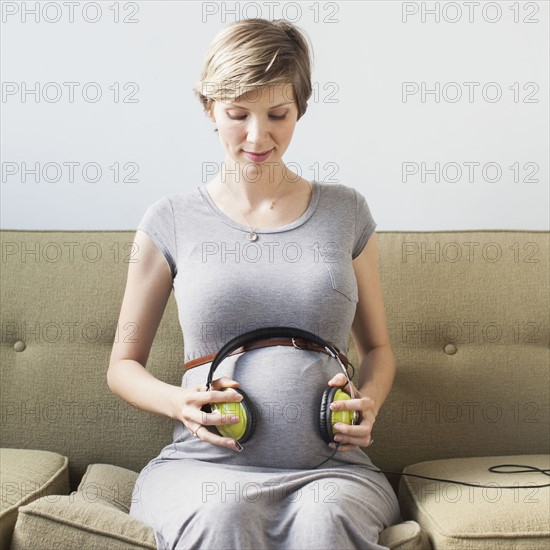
[{"xmin": 129, "ymin": 181, "xmax": 403, "ymax": 549}]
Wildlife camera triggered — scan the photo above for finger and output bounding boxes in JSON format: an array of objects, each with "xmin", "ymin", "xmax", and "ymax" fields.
[
  {"xmin": 194, "ymin": 388, "xmax": 244, "ymax": 407},
  {"xmin": 329, "ymin": 431, "xmax": 374, "ymax": 451},
  {"xmin": 329, "ymin": 442, "xmax": 359, "ymax": 452},
  {"xmin": 211, "ymin": 376, "xmax": 241, "ymax": 389},
  {"xmin": 330, "ymin": 395, "xmax": 374, "ymax": 416},
  {"xmin": 332, "ymin": 421, "xmax": 373, "ymax": 446},
  {"xmin": 333, "ymin": 411, "xmax": 375, "ymax": 433},
  {"xmin": 189, "ymin": 423, "xmax": 241, "ymax": 451},
  {"xmin": 327, "ymin": 372, "xmax": 348, "ymax": 387},
  {"xmin": 328, "ymin": 375, "xmax": 360, "ymax": 400},
  {"xmin": 185, "ymin": 395, "xmax": 244, "ymax": 426},
  {"xmin": 333, "ymin": 433, "xmax": 372, "ymax": 447},
  {"xmin": 331, "ymin": 420, "xmax": 372, "ymax": 447},
  {"xmin": 194, "ymin": 409, "xmax": 242, "ymax": 426}
]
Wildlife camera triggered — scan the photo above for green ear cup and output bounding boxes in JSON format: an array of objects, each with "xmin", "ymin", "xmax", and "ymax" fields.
[
  {"xmin": 210, "ymin": 388, "xmax": 256, "ymax": 443},
  {"xmin": 319, "ymin": 386, "xmax": 354, "ymax": 443},
  {"xmin": 330, "ymin": 388, "xmax": 354, "ymax": 435}
]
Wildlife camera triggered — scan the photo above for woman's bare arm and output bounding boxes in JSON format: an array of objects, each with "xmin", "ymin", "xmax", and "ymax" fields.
[
  {"xmin": 107, "ymin": 229, "xmax": 180, "ymax": 420},
  {"xmin": 351, "ymin": 233, "xmax": 397, "ymax": 417},
  {"xmin": 326, "ymin": 233, "xmax": 396, "ymax": 451}
]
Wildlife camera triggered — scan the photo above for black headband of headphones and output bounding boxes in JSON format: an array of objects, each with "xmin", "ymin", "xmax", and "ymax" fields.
[{"xmin": 206, "ymin": 326, "xmax": 349, "ymax": 390}]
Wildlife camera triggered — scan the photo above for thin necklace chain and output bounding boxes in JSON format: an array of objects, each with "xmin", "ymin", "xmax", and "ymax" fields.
[{"xmin": 223, "ymin": 172, "xmax": 287, "ymax": 242}]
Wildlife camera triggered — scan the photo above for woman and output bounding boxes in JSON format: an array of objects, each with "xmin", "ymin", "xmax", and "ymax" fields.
[{"xmin": 108, "ymin": 18, "xmax": 402, "ymax": 549}]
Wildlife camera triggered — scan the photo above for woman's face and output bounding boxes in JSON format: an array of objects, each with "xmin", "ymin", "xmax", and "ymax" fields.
[{"xmin": 209, "ymin": 84, "xmax": 299, "ymax": 173}]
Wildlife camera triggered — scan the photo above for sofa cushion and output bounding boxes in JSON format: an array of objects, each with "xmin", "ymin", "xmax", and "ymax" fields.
[
  {"xmin": 378, "ymin": 520, "xmax": 432, "ymax": 549},
  {"xmin": 11, "ymin": 463, "xmax": 156, "ymax": 549},
  {"xmin": 77, "ymin": 463, "xmax": 141, "ymax": 513},
  {"xmin": 10, "ymin": 493, "xmax": 157, "ymax": 550},
  {"xmin": 398, "ymin": 454, "xmax": 550, "ymax": 549},
  {"xmin": 0, "ymin": 448, "xmax": 69, "ymax": 550}
]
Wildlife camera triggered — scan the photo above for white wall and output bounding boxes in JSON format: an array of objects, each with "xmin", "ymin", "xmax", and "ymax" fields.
[{"xmin": 1, "ymin": 0, "xmax": 548, "ymax": 230}]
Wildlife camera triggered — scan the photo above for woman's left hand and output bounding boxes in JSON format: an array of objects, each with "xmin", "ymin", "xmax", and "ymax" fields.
[{"xmin": 327, "ymin": 372, "xmax": 376, "ymax": 452}]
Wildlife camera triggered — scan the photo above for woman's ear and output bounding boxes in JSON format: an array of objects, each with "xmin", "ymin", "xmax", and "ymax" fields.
[
  {"xmin": 206, "ymin": 102, "xmax": 216, "ymax": 123},
  {"xmin": 205, "ymin": 101, "xmax": 218, "ymax": 132},
  {"xmin": 207, "ymin": 107, "xmax": 218, "ymax": 132}
]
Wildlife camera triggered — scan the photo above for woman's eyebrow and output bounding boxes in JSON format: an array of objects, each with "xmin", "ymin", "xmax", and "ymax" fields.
[{"xmin": 225, "ymin": 102, "xmax": 293, "ymax": 110}]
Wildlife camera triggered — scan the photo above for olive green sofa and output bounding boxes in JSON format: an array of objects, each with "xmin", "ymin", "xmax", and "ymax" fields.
[{"xmin": 1, "ymin": 229, "xmax": 548, "ymax": 550}]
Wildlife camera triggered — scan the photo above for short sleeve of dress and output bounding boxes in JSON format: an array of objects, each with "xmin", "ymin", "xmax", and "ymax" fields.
[
  {"xmin": 352, "ymin": 188, "xmax": 377, "ymax": 260},
  {"xmin": 136, "ymin": 196, "xmax": 177, "ymax": 279}
]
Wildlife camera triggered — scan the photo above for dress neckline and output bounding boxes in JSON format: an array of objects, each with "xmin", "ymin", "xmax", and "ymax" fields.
[{"xmin": 198, "ymin": 180, "xmax": 320, "ymax": 234}]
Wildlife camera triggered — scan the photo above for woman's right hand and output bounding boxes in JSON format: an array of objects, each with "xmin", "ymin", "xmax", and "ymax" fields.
[{"xmin": 169, "ymin": 376, "xmax": 244, "ymax": 451}]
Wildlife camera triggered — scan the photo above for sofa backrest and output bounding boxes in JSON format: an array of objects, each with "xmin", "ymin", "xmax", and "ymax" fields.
[{"xmin": 1, "ymin": 230, "xmax": 548, "ymax": 491}]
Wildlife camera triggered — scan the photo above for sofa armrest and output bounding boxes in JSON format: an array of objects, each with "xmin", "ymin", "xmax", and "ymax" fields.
[{"xmin": 0, "ymin": 448, "xmax": 69, "ymax": 550}]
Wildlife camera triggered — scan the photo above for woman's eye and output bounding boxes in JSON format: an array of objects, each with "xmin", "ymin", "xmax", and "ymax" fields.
[{"xmin": 227, "ymin": 114, "xmax": 287, "ymax": 121}]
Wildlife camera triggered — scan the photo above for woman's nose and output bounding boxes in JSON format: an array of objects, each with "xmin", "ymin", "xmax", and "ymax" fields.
[{"xmin": 245, "ymin": 117, "xmax": 269, "ymax": 143}]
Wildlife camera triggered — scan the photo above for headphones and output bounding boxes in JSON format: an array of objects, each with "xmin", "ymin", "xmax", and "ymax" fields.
[{"xmin": 200, "ymin": 326, "xmax": 359, "ymax": 449}]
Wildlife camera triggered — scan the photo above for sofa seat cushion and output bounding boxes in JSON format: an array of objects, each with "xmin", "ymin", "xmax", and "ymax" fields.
[
  {"xmin": 0, "ymin": 448, "xmax": 69, "ymax": 550},
  {"xmin": 398, "ymin": 454, "xmax": 550, "ymax": 549}
]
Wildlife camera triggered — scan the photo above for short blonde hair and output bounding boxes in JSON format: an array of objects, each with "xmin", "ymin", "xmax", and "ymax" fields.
[{"xmin": 193, "ymin": 18, "xmax": 314, "ymax": 122}]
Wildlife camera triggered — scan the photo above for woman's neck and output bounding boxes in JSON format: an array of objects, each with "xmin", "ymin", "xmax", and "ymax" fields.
[{"xmin": 219, "ymin": 161, "xmax": 291, "ymax": 210}]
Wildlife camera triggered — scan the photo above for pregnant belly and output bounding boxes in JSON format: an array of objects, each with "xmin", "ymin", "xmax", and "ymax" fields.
[{"xmin": 176, "ymin": 346, "xmax": 351, "ymax": 469}]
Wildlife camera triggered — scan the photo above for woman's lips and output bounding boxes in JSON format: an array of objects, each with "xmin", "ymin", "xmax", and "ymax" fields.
[{"xmin": 243, "ymin": 149, "xmax": 273, "ymax": 162}]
